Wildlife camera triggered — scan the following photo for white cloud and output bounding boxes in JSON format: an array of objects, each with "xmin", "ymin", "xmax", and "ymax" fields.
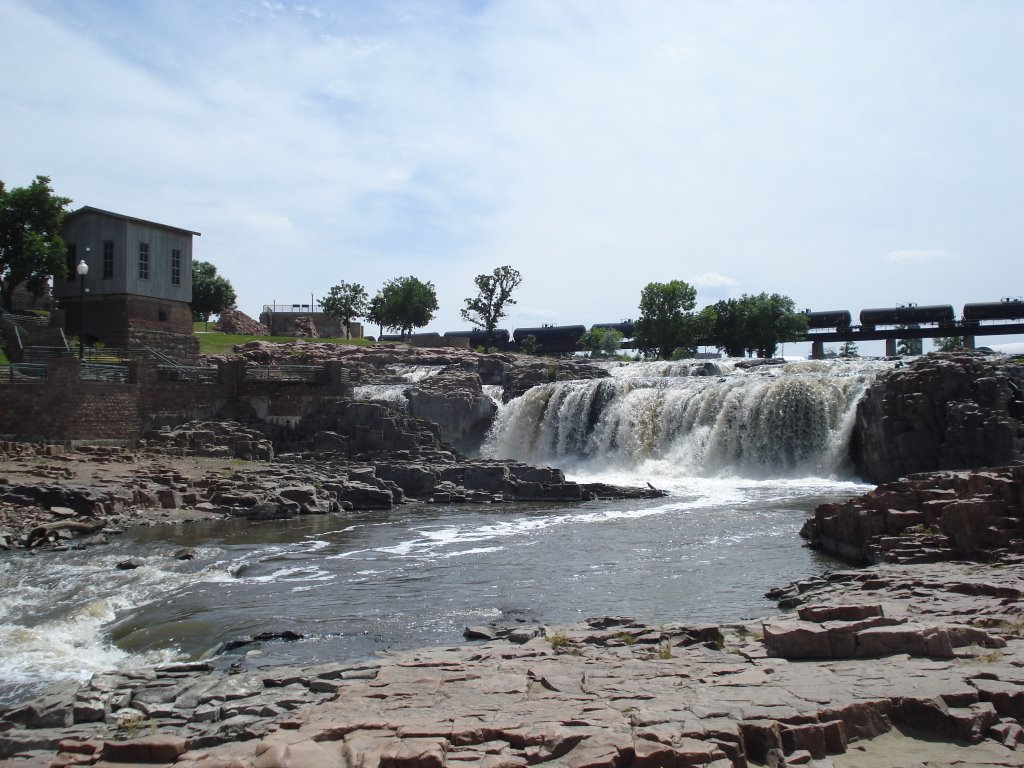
[
  {"xmin": 690, "ymin": 272, "xmax": 739, "ymax": 289},
  {"xmin": 0, "ymin": 0, "xmax": 1020, "ymax": 337},
  {"xmin": 886, "ymin": 250, "xmax": 952, "ymax": 263}
]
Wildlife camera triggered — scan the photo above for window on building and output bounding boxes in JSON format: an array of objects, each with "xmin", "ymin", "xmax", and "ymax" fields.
[
  {"xmin": 103, "ymin": 241, "xmax": 114, "ymax": 279},
  {"xmin": 171, "ymin": 249, "xmax": 181, "ymax": 286},
  {"xmin": 138, "ymin": 242, "xmax": 150, "ymax": 280},
  {"xmin": 67, "ymin": 244, "xmax": 77, "ymax": 282}
]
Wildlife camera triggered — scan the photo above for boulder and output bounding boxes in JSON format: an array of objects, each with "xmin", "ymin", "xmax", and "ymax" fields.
[
  {"xmin": 405, "ymin": 370, "xmax": 497, "ymax": 455},
  {"xmin": 852, "ymin": 352, "xmax": 1024, "ymax": 483}
]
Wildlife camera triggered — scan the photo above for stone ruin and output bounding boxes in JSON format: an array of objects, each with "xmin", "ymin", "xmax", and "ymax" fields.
[{"xmin": 215, "ymin": 309, "xmax": 269, "ymax": 336}]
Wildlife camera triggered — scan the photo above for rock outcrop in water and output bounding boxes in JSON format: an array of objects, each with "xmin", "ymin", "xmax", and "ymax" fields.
[
  {"xmin": 851, "ymin": 352, "xmax": 1024, "ymax": 484},
  {"xmin": 801, "ymin": 465, "xmax": 1024, "ymax": 565}
]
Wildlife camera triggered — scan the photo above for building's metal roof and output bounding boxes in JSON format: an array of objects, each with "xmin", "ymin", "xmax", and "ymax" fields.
[{"xmin": 65, "ymin": 206, "xmax": 201, "ymax": 237}]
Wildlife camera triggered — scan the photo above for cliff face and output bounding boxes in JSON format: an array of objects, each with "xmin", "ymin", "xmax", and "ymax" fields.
[{"xmin": 851, "ymin": 353, "xmax": 1024, "ymax": 484}]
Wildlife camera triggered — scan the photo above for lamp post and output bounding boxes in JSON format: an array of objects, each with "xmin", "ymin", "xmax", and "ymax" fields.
[{"xmin": 77, "ymin": 255, "xmax": 89, "ymax": 359}]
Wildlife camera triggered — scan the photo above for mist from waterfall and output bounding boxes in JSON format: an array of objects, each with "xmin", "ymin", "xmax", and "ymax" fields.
[{"xmin": 482, "ymin": 359, "xmax": 889, "ymax": 480}]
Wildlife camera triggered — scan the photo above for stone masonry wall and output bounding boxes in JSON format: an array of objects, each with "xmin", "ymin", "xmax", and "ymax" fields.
[{"xmin": 0, "ymin": 359, "xmax": 355, "ymax": 444}]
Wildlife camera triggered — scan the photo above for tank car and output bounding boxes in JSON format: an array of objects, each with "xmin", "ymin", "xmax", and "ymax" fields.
[
  {"xmin": 804, "ymin": 310, "xmax": 852, "ymax": 330},
  {"xmin": 859, "ymin": 305, "xmax": 955, "ymax": 329},
  {"xmin": 962, "ymin": 300, "xmax": 1024, "ymax": 322},
  {"xmin": 512, "ymin": 325, "xmax": 587, "ymax": 353},
  {"xmin": 591, "ymin": 321, "xmax": 636, "ymax": 338},
  {"xmin": 443, "ymin": 329, "xmax": 511, "ymax": 348}
]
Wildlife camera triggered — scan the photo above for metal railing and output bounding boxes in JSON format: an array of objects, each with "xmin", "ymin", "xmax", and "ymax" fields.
[
  {"xmin": 81, "ymin": 363, "xmax": 130, "ymax": 383},
  {"xmin": 244, "ymin": 365, "xmax": 327, "ymax": 383},
  {"xmin": 0, "ymin": 363, "xmax": 48, "ymax": 383},
  {"xmin": 262, "ymin": 303, "xmax": 319, "ymax": 314},
  {"xmin": 157, "ymin": 365, "xmax": 219, "ymax": 384}
]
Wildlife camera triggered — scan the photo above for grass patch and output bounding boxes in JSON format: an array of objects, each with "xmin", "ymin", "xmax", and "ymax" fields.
[
  {"xmin": 196, "ymin": 332, "xmax": 375, "ymax": 356},
  {"xmin": 547, "ymin": 632, "xmax": 573, "ymax": 651},
  {"xmin": 658, "ymin": 641, "xmax": 673, "ymax": 659},
  {"xmin": 0, "ymin": 347, "xmax": 9, "ymax": 365},
  {"xmin": 612, "ymin": 631, "xmax": 636, "ymax": 646}
]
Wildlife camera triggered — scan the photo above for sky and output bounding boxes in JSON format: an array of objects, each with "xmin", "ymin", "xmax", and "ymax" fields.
[{"xmin": 2, "ymin": 0, "xmax": 1022, "ymax": 355}]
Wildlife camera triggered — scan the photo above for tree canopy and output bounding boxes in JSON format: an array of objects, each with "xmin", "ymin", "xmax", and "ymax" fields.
[
  {"xmin": 633, "ymin": 280, "xmax": 713, "ymax": 360},
  {"xmin": 190, "ymin": 260, "xmax": 237, "ymax": 322},
  {"xmin": 319, "ymin": 281, "xmax": 368, "ymax": 339},
  {"xmin": 0, "ymin": 175, "xmax": 72, "ymax": 310},
  {"xmin": 377, "ymin": 276, "xmax": 439, "ymax": 339},
  {"xmin": 710, "ymin": 293, "xmax": 807, "ymax": 358},
  {"xmin": 579, "ymin": 326, "xmax": 624, "ymax": 358},
  {"xmin": 933, "ymin": 336, "xmax": 966, "ymax": 352},
  {"xmin": 460, "ymin": 266, "xmax": 522, "ymax": 351}
]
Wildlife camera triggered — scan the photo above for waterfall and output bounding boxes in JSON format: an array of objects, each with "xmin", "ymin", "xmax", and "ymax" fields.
[{"xmin": 482, "ymin": 359, "xmax": 887, "ymax": 479}]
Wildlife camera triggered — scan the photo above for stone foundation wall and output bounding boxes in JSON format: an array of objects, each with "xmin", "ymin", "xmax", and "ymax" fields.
[
  {"xmin": 129, "ymin": 326, "xmax": 200, "ymax": 364},
  {"xmin": 61, "ymin": 294, "xmax": 193, "ymax": 347},
  {"xmin": 0, "ymin": 359, "xmax": 354, "ymax": 444}
]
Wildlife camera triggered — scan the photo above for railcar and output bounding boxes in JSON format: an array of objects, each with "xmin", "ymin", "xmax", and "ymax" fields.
[
  {"xmin": 962, "ymin": 301, "xmax": 1024, "ymax": 323},
  {"xmin": 804, "ymin": 310, "xmax": 852, "ymax": 330},
  {"xmin": 443, "ymin": 329, "xmax": 511, "ymax": 348},
  {"xmin": 591, "ymin": 321, "xmax": 636, "ymax": 338},
  {"xmin": 859, "ymin": 305, "xmax": 955, "ymax": 329},
  {"xmin": 512, "ymin": 325, "xmax": 587, "ymax": 353}
]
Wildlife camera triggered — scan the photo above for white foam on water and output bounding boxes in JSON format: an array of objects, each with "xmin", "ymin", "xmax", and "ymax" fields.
[{"xmin": 439, "ymin": 546, "xmax": 505, "ymax": 559}]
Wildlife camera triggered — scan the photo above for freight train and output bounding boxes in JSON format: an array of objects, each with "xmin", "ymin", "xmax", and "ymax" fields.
[
  {"xmin": 804, "ymin": 300, "xmax": 1024, "ymax": 332},
  {"xmin": 379, "ymin": 300, "xmax": 1022, "ymax": 351}
]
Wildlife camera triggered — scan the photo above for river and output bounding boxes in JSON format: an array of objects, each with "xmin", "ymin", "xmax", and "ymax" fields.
[{"xmin": 0, "ymin": 358, "xmax": 885, "ymax": 708}]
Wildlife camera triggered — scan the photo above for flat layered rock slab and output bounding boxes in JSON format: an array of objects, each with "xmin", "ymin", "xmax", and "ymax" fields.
[{"xmin": 4, "ymin": 563, "xmax": 1024, "ymax": 767}]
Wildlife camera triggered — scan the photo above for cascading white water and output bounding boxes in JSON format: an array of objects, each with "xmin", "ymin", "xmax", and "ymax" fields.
[
  {"xmin": 482, "ymin": 359, "xmax": 889, "ymax": 479},
  {"xmin": 353, "ymin": 365, "xmax": 445, "ymax": 406}
]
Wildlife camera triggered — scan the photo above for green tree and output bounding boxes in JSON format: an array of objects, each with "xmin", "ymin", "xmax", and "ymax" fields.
[
  {"xmin": 191, "ymin": 261, "xmax": 237, "ymax": 322},
  {"xmin": 579, "ymin": 326, "xmax": 624, "ymax": 357},
  {"xmin": 634, "ymin": 280, "xmax": 713, "ymax": 360},
  {"xmin": 460, "ymin": 266, "xmax": 523, "ymax": 352},
  {"xmin": 366, "ymin": 291, "xmax": 386, "ymax": 340},
  {"xmin": 933, "ymin": 336, "xmax": 967, "ymax": 352},
  {"xmin": 318, "ymin": 281, "xmax": 368, "ymax": 339},
  {"xmin": 519, "ymin": 334, "xmax": 539, "ymax": 355},
  {"xmin": 896, "ymin": 325, "xmax": 923, "ymax": 356},
  {"xmin": 377, "ymin": 276, "xmax": 439, "ymax": 339},
  {"xmin": 710, "ymin": 293, "xmax": 807, "ymax": 358},
  {"xmin": 0, "ymin": 175, "xmax": 72, "ymax": 310},
  {"xmin": 838, "ymin": 340, "xmax": 859, "ymax": 358}
]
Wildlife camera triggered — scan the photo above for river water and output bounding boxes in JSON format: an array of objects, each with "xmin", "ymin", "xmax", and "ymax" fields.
[{"xmin": 0, "ymin": 358, "xmax": 885, "ymax": 707}]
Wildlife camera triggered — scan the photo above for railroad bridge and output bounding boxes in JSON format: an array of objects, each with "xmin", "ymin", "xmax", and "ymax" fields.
[{"xmin": 804, "ymin": 301, "xmax": 1024, "ymax": 358}]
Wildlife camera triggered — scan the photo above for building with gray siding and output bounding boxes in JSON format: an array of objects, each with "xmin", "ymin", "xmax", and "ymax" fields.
[{"xmin": 53, "ymin": 206, "xmax": 200, "ymax": 354}]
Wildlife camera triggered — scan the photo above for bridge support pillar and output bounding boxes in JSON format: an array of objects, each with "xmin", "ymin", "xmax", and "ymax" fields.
[
  {"xmin": 811, "ymin": 340, "xmax": 824, "ymax": 360},
  {"xmin": 885, "ymin": 338, "xmax": 897, "ymax": 357},
  {"xmin": 964, "ymin": 335, "xmax": 976, "ymax": 349}
]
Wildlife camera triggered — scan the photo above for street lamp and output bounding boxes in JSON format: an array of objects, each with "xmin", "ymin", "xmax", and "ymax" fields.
[{"xmin": 77, "ymin": 255, "xmax": 89, "ymax": 359}]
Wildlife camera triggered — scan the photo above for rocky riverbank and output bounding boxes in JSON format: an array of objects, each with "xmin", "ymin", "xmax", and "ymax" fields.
[
  {"xmin": 3, "ymin": 465, "xmax": 1024, "ymax": 765},
  {"xmin": 800, "ymin": 465, "xmax": 1024, "ymax": 565},
  {"xmin": 3, "ymin": 551, "xmax": 1024, "ymax": 766},
  {"xmin": 0, "ymin": 424, "xmax": 663, "ymax": 551}
]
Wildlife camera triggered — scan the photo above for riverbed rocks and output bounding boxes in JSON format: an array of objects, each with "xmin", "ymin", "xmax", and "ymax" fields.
[
  {"xmin": 5, "ymin": 561, "xmax": 1024, "ymax": 767},
  {"xmin": 141, "ymin": 420, "xmax": 275, "ymax": 462},
  {"xmin": 801, "ymin": 465, "xmax": 1024, "ymax": 565},
  {"xmin": 851, "ymin": 351, "xmax": 1024, "ymax": 484}
]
